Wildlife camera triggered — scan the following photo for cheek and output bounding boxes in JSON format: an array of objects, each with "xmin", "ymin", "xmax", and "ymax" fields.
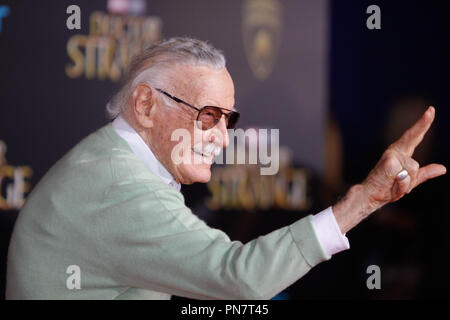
[
  {"xmin": 155, "ymin": 113, "xmax": 189, "ymax": 143},
  {"xmin": 151, "ymin": 115, "xmax": 180, "ymax": 164},
  {"xmin": 160, "ymin": 117, "xmax": 197, "ymax": 162}
]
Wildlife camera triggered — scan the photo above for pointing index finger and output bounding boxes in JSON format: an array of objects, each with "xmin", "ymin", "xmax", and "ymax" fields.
[{"xmin": 393, "ymin": 106, "xmax": 435, "ymax": 156}]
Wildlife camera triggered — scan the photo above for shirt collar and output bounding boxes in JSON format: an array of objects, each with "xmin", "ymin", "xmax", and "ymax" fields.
[{"xmin": 112, "ymin": 116, "xmax": 181, "ymax": 191}]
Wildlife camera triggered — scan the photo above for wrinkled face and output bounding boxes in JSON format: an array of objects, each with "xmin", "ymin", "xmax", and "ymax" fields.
[{"xmin": 149, "ymin": 64, "xmax": 235, "ymax": 184}]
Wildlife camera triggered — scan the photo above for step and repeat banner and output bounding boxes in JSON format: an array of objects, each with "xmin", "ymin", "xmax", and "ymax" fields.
[{"xmin": 0, "ymin": 0, "xmax": 328, "ymax": 298}]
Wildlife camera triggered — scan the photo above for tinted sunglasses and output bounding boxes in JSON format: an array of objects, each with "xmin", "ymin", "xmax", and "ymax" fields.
[{"xmin": 156, "ymin": 88, "xmax": 240, "ymax": 130}]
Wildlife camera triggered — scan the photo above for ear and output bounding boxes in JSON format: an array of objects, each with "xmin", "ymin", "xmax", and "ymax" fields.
[{"xmin": 131, "ymin": 83, "xmax": 155, "ymax": 129}]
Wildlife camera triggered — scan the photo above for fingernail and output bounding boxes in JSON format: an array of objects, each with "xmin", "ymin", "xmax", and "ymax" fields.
[{"xmin": 397, "ymin": 170, "xmax": 409, "ymax": 180}]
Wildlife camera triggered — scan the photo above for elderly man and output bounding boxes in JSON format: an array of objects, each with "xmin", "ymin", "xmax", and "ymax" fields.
[{"xmin": 6, "ymin": 37, "xmax": 446, "ymax": 299}]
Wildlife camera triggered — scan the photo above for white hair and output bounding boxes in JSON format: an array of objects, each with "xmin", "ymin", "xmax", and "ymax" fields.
[{"xmin": 106, "ymin": 37, "xmax": 226, "ymax": 119}]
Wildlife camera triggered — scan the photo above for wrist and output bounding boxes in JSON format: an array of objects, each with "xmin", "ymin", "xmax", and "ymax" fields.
[{"xmin": 332, "ymin": 184, "xmax": 374, "ymax": 234}]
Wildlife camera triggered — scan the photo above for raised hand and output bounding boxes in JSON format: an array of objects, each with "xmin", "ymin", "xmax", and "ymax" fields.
[{"xmin": 333, "ymin": 106, "xmax": 446, "ymax": 234}]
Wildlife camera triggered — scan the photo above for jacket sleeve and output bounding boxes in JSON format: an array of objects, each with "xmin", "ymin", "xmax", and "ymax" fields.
[{"xmin": 98, "ymin": 179, "xmax": 331, "ymax": 300}]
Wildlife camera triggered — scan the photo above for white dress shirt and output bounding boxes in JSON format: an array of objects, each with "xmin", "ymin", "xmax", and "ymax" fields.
[{"xmin": 112, "ymin": 116, "xmax": 349, "ymax": 256}]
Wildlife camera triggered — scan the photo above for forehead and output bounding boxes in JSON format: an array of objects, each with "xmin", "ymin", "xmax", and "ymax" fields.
[{"xmin": 170, "ymin": 64, "xmax": 235, "ymax": 110}]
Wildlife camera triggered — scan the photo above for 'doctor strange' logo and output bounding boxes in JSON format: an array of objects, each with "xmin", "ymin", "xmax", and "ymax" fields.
[
  {"xmin": 207, "ymin": 146, "xmax": 312, "ymax": 211},
  {"xmin": 0, "ymin": 140, "xmax": 33, "ymax": 211},
  {"xmin": 65, "ymin": 11, "xmax": 162, "ymax": 81}
]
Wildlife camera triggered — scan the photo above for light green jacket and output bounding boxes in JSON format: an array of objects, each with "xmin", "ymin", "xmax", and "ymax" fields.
[{"xmin": 6, "ymin": 123, "xmax": 330, "ymax": 300}]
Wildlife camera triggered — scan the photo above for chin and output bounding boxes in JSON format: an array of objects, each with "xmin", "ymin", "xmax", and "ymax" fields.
[
  {"xmin": 195, "ymin": 170, "xmax": 212, "ymax": 183},
  {"xmin": 177, "ymin": 164, "xmax": 212, "ymax": 184}
]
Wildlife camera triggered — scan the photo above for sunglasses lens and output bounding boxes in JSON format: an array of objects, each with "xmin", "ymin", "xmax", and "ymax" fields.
[
  {"xmin": 198, "ymin": 107, "xmax": 240, "ymax": 130},
  {"xmin": 227, "ymin": 112, "xmax": 240, "ymax": 129},
  {"xmin": 198, "ymin": 107, "xmax": 222, "ymax": 130}
]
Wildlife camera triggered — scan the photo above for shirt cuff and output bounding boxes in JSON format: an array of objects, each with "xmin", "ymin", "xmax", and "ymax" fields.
[{"xmin": 312, "ymin": 206, "xmax": 350, "ymax": 256}]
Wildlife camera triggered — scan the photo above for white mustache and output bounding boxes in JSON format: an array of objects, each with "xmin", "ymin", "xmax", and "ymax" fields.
[{"xmin": 192, "ymin": 143, "xmax": 222, "ymax": 157}]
